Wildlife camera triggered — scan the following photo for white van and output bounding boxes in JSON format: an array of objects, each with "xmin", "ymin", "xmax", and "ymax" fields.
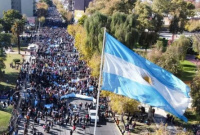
[{"xmin": 89, "ymin": 110, "xmax": 99, "ymax": 123}]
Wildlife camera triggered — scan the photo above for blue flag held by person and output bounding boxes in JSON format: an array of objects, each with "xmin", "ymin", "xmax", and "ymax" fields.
[{"xmin": 101, "ymin": 32, "xmax": 190, "ymax": 122}]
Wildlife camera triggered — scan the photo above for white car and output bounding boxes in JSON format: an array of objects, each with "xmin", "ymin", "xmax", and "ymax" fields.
[{"xmin": 89, "ymin": 110, "xmax": 99, "ymax": 123}]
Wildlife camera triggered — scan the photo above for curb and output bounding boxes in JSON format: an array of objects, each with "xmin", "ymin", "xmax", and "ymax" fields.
[{"xmin": 113, "ymin": 119, "xmax": 123, "ymax": 135}]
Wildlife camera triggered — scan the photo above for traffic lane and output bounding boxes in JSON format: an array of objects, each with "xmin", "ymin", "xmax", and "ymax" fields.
[
  {"xmin": 86, "ymin": 118, "xmax": 121, "ymax": 135},
  {"xmin": 67, "ymin": 98, "xmax": 121, "ymax": 135}
]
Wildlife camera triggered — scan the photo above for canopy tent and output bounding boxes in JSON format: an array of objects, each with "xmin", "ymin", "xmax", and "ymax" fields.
[
  {"xmin": 27, "ymin": 44, "xmax": 38, "ymax": 51},
  {"xmin": 60, "ymin": 92, "xmax": 96, "ymax": 103}
]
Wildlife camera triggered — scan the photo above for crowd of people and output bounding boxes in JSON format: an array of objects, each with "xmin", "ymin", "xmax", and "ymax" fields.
[
  {"xmin": 9, "ymin": 4, "xmax": 99, "ymax": 135},
  {"xmin": 44, "ymin": 6, "xmax": 67, "ymax": 27}
]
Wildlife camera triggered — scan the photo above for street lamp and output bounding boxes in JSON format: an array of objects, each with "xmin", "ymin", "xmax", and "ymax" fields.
[{"xmin": 144, "ymin": 29, "xmax": 149, "ymax": 52}]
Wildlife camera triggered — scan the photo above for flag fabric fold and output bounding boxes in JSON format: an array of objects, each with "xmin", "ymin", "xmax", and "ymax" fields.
[{"xmin": 101, "ymin": 32, "xmax": 190, "ymax": 122}]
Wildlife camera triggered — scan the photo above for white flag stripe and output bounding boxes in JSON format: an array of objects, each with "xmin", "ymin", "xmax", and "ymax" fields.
[{"xmin": 103, "ymin": 53, "xmax": 190, "ymax": 115}]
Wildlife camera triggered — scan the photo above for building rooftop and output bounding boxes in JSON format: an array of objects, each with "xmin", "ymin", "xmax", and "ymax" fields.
[{"xmin": 74, "ymin": 0, "xmax": 92, "ymax": 11}]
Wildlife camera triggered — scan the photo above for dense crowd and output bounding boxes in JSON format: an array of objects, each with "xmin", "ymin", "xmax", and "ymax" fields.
[
  {"xmin": 8, "ymin": 4, "xmax": 100, "ymax": 135},
  {"xmin": 44, "ymin": 7, "xmax": 67, "ymax": 27}
]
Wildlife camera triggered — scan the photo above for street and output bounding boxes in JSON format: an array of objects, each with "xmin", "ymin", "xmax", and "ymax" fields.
[{"xmin": 18, "ymin": 98, "xmax": 120, "ymax": 135}]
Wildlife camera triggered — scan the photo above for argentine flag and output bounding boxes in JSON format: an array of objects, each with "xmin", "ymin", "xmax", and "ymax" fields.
[{"xmin": 102, "ymin": 32, "xmax": 190, "ymax": 122}]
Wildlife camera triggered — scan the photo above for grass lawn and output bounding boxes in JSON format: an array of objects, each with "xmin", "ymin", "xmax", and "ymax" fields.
[
  {"xmin": 0, "ymin": 53, "xmax": 22, "ymax": 90},
  {"xmin": 179, "ymin": 60, "xmax": 197, "ymax": 81},
  {"xmin": 0, "ymin": 111, "xmax": 11, "ymax": 133},
  {"xmin": 13, "ymin": 46, "xmax": 28, "ymax": 52}
]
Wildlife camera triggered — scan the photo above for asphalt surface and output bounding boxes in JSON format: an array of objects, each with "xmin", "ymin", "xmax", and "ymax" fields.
[{"xmin": 17, "ymin": 98, "xmax": 121, "ymax": 135}]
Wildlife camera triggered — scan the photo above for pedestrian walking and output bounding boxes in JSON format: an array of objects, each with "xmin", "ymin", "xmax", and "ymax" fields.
[{"xmin": 70, "ymin": 129, "xmax": 73, "ymax": 135}]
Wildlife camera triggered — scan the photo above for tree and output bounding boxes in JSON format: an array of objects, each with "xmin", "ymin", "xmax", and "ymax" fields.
[
  {"xmin": 185, "ymin": 20, "xmax": 200, "ymax": 32},
  {"xmin": 0, "ymin": 33, "xmax": 12, "ymax": 56},
  {"xmin": 40, "ymin": 0, "xmax": 51, "ymax": 5},
  {"xmin": 152, "ymin": 0, "xmax": 170, "ymax": 14},
  {"xmin": 147, "ymin": 48, "xmax": 163, "ymax": 64},
  {"xmin": 86, "ymin": 0, "xmax": 136, "ymax": 16},
  {"xmin": 64, "ymin": 11, "xmax": 73, "ymax": 22},
  {"xmin": 138, "ymin": 31, "xmax": 158, "ymax": 50},
  {"xmin": 0, "ymin": 24, "xmax": 3, "ymax": 32},
  {"xmin": 78, "ymin": 15, "xmax": 88, "ymax": 25},
  {"xmin": 192, "ymin": 35, "xmax": 200, "ymax": 53},
  {"xmin": 134, "ymin": 1, "xmax": 154, "ymax": 32},
  {"xmin": 11, "ymin": 19, "xmax": 25, "ymax": 54},
  {"xmin": 54, "ymin": 0, "xmax": 73, "ymax": 22},
  {"xmin": 0, "ymin": 57, "xmax": 6, "ymax": 73},
  {"xmin": 37, "ymin": 2, "xmax": 49, "ymax": 17},
  {"xmin": 169, "ymin": 0, "xmax": 195, "ymax": 35},
  {"xmin": 190, "ymin": 71, "xmax": 200, "ymax": 120},
  {"xmin": 110, "ymin": 12, "xmax": 139, "ymax": 49},
  {"xmin": 171, "ymin": 35, "xmax": 191, "ymax": 61},
  {"xmin": 68, "ymin": 25, "xmax": 80, "ymax": 37},
  {"xmin": 109, "ymin": 93, "xmax": 139, "ymax": 115},
  {"xmin": 84, "ymin": 12, "xmax": 109, "ymax": 56},
  {"xmin": 38, "ymin": 16, "xmax": 46, "ymax": 27},
  {"xmin": 2, "ymin": 9, "xmax": 22, "ymax": 32}
]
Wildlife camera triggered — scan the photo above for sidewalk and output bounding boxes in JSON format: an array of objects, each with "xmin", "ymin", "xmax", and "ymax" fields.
[{"xmin": 113, "ymin": 106, "xmax": 179, "ymax": 135}]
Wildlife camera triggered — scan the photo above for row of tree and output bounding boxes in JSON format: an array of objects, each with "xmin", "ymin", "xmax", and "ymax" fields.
[
  {"xmin": 67, "ymin": 0, "xmax": 199, "ymax": 122},
  {"xmin": 52, "ymin": 0, "xmax": 73, "ymax": 22},
  {"xmin": 87, "ymin": 0, "xmax": 195, "ymax": 35}
]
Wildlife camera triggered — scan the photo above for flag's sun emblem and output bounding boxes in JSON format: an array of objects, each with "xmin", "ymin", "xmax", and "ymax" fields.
[{"xmin": 143, "ymin": 76, "xmax": 152, "ymax": 85}]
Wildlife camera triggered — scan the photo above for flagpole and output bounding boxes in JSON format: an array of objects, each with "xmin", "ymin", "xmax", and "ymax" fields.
[{"xmin": 94, "ymin": 27, "xmax": 106, "ymax": 135}]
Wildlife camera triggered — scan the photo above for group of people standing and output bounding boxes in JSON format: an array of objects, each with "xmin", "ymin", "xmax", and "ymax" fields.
[{"xmin": 7, "ymin": 3, "xmax": 99, "ymax": 135}]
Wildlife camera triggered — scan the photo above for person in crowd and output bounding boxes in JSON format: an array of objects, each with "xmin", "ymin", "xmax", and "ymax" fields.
[{"xmin": 10, "ymin": 4, "xmax": 102, "ymax": 135}]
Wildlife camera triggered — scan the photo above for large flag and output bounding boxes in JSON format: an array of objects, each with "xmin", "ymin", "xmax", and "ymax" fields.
[{"xmin": 102, "ymin": 32, "xmax": 190, "ymax": 122}]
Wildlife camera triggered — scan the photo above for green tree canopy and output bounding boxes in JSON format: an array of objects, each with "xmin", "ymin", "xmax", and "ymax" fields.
[
  {"xmin": 40, "ymin": 0, "xmax": 51, "ymax": 5},
  {"xmin": 0, "ymin": 33, "xmax": 12, "ymax": 47},
  {"xmin": 2, "ymin": 9, "xmax": 22, "ymax": 32},
  {"xmin": 0, "ymin": 57, "xmax": 6, "ymax": 72},
  {"xmin": 171, "ymin": 35, "xmax": 191, "ymax": 61},
  {"xmin": 134, "ymin": 1, "xmax": 152, "ymax": 31},
  {"xmin": 11, "ymin": 19, "xmax": 25, "ymax": 54},
  {"xmin": 169, "ymin": 0, "xmax": 195, "ymax": 34},
  {"xmin": 0, "ymin": 33, "xmax": 11, "ymax": 56},
  {"xmin": 78, "ymin": 15, "xmax": 88, "ymax": 25},
  {"xmin": 110, "ymin": 12, "xmax": 139, "ymax": 49},
  {"xmin": 0, "ymin": 24, "xmax": 3, "ymax": 32},
  {"xmin": 190, "ymin": 71, "xmax": 200, "ymax": 119},
  {"xmin": 86, "ymin": 0, "xmax": 136, "ymax": 16},
  {"xmin": 84, "ymin": 12, "xmax": 109, "ymax": 56},
  {"xmin": 152, "ymin": 0, "xmax": 170, "ymax": 13},
  {"xmin": 101, "ymin": 91, "xmax": 139, "ymax": 115},
  {"xmin": 192, "ymin": 35, "xmax": 200, "ymax": 53},
  {"xmin": 37, "ymin": 2, "xmax": 49, "ymax": 17},
  {"xmin": 38, "ymin": 16, "xmax": 46, "ymax": 27}
]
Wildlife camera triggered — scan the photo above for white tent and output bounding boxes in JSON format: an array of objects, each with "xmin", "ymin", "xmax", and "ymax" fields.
[{"xmin": 27, "ymin": 44, "xmax": 38, "ymax": 51}]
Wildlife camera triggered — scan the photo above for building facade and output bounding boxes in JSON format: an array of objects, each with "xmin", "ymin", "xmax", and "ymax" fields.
[
  {"xmin": 74, "ymin": 0, "xmax": 92, "ymax": 22},
  {"xmin": 21, "ymin": 0, "xmax": 34, "ymax": 17},
  {"xmin": 11, "ymin": 0, "xmax": 21, "ymax": 13},
  {"xmin": 0, "ymin": 0, "xmax": 35, "ymax": 18}
]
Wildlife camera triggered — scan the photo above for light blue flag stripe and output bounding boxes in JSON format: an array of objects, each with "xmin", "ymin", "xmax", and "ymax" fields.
[
  {"xmin": 102, "ymin": 32, "xmax": 190, "ymax": 122},
  {"xmin": 102, "ymin": 72, "xmax": 187, "ymax": 122},
  {"xmin": 104, "ymin": 33, "xmax": 190, "ymax": 96}
]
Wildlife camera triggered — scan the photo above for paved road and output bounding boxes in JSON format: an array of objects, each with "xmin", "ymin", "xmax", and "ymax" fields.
[
  {"xmin": 159, "ymin": 31, "xmax": 196, "ymax": 40},
  {"xmin": 17, "ymin": 98, "xmax": 121, "ymax": 135}
]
